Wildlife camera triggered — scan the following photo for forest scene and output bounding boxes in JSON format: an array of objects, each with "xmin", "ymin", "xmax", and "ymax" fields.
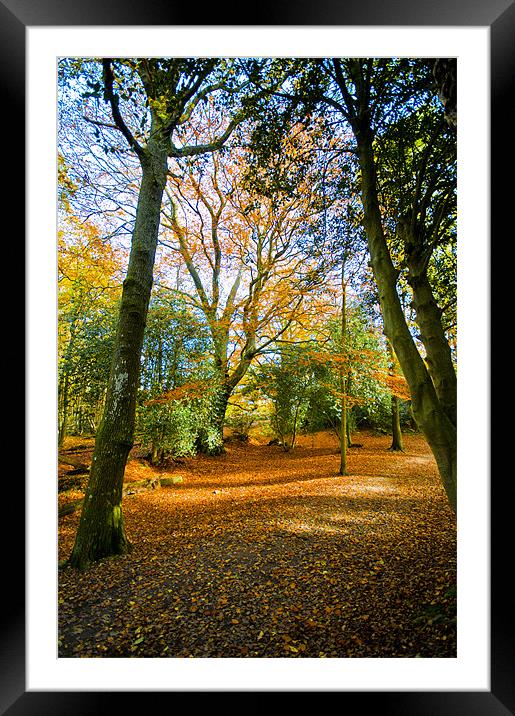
[{"xmin": 57, "ymin": 57, "xmax": 458, "ymax": 659}]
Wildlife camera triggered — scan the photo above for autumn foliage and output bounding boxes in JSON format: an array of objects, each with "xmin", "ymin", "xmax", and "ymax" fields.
[
  {"xmin": 56, "ymin": 56, "xmax": 458, "ymax": 652},
  {"xmin": 58, "ymin": 430, "xmax": 456, "ymax": 658}
]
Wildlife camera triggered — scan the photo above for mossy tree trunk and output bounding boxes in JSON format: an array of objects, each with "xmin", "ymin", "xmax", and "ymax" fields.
[
  {"xmin": 196, "ymin": 382, "xmax": 232, "ymax": 456},
  {"xmin": 404, "ymin": 241, "xmax": 457, "ymax": 427},
  {"xmin": 66, "ymin": 58, "xmax": 246, "ymax": 569},
  {"xmin": 68, "ymin": 140, "xmax": 168, "ymax": 570},
  {"xmin": 354, "ymin": 120, "xmax": 456, "ymax": 510},
  {"xmin": 327, "ymin": 58, "xmax": 457, "ymax": 511}
]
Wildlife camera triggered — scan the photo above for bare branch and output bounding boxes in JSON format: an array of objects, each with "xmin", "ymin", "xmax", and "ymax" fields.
[{"xmin": 102, "ymin": 59, "xmax": 145, "ymax": 159}]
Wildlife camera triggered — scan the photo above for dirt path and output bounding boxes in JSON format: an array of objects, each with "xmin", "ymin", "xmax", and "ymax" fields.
[{"xmin": 58, "ymin": 431, "xmax": 457, "ymax": 658}]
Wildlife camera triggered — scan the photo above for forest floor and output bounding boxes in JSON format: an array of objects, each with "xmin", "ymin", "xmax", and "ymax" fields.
[{"xmin": 58, "ymin": 429, "xmax": 457, "ymax": 659}]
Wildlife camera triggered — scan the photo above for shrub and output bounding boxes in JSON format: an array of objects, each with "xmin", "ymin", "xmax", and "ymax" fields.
[{"xmin": 137, "ymin": 401, "xmax": 198, "ymax": 465}]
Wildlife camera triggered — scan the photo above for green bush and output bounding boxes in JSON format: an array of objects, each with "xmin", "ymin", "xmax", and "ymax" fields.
[{"xmin": 137, "ymin": 401, "xmax": 198, "ymax": 464}]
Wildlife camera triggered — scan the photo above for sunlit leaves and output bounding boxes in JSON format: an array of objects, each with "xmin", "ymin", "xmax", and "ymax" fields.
[{"xmin": 58, "ymin": 430, "xmax": 456, "ymax": 658}]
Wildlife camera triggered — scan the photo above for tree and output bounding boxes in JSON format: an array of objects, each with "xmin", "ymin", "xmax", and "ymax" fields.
[
  {"xmin": 160, "ymin": 126, "xmax": 325, "ymax": 452},
  {"xmin": 430, "ymin": 59, "xmax": 457, "ymax": 129},
  {"xmin": 326, "ymin": 59, "xmax": 457, "ymax": 510},
  {"xmin": 306, "ymin": 307, "xmax": 392, "ymax": 438},
  {"xmin": 242, "ymin": 57, "xmax": 458, "ymax": 510},
  {"xmin": 138, "ymin": 381, "xmax": 219, "ymax": 464},
  {"xmin": 257, "ymin": 343, "xmax": 316, "ymax": 451},
  {"xmin": 58, "ymin": 212, "xmax": 124, "ymax": 445},
  {"xmin": 306, "ymin": 157, "xmax": 368, "ymax": 473},
  {"xmin": 376, "ymin": 94, "xmax": 457, "ymax": 429},
  {"xmin": 386, "ymin": 338, "xmax": 405, "ymax": 451},
  {"xmin": 66, "ymin": 58, "xmax": 247, "ymax": 569},
  {"xmin": 137, "ymin": 289, "xmax": 212, "ymax": 464}
]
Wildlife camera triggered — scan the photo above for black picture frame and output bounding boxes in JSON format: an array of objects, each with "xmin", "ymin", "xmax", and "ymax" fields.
[{"xmin": 9, "ymin": 0, "xmax": 508, "ymax": 713}]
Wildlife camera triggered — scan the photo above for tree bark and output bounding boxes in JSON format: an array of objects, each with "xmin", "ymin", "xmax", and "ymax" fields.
[
  {"xmin": 354, "ymin": 122, "xmax": 456, "ymax": 511},
  {"xmin": 386, "ymin": 338, "xmax": 404, "ymax": 451},
  {"xmin": 66, "ymin": 59, "xmax": 246, "ymax": 569},
  {"xmin": 431, "ymin": 59, "xmax": 457, "ymax": 130},
  {"xmin": 194, "ymin": 378, "xmax": 235, "ymax": 456},
  {"xmin": 68, "ymin": 143, "xmax": 168, "ymax": 570},
  {"xmin": 405, "ymin": 257, "xmax": 457, "ymax": 426},
  {"xmin": 58, "ymin": 371, "xmax": 70, "ymax": 448},
  {"xmin": 58, "ymin": 326, "xmax": 76, "ymax": 447},
  {"xmin": 339, "ymin": 264, "xmax": 348, "ymax": 475},
  {"xmin": 389, "ymin": 395, "xmax": 404, "ymax": 451}
]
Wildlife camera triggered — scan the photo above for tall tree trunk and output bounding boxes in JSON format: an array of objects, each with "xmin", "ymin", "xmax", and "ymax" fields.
[
  {"xmin": 346, "ymin": 408, "xmax": 355, "ymax": 448},
  {"xmin": 68, "ymin": 145, "xmax": 168, "ymax": 570},
  {"xmin": 405, "ymin": 254, "xmax": 457, "ymax": 426},
  {"xmin": 58, "ymin": 371, "xmax": 70, "ymax": 448},
  {"xmin": 58, "ymin": 327, "xmax": 76, "ymax": 447},
  {"xmin": 389, "ymin": 395, "xmax": 404, "ymax": 451},
  {"xmin": 198, "ymin": 349, "xmax": 255, "ymax": 456},
  {"xmin": 354, "ymin": 124, "xmax": 456, "ymax": 510},
  {"xmin": 386, "ymin": 339, "xmax": 404, "ymax": 451},
  {"xmin": 339, "ymin": 265, "xmax": 348, "ymax": 476}
]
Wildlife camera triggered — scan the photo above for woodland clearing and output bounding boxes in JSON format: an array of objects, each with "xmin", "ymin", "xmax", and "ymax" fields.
[{"xmin": 58, "ymin": 429, "xmax": 457, "ymax": 659}]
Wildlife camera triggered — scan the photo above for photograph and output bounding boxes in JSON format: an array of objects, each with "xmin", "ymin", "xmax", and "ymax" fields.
[
  {"xmin": 56, "ymin": 55, "xmax": 459, "ymax": 661},
  {"xmin": 8, "ymin": 0, "xmax": 509, "ymax": 711}
]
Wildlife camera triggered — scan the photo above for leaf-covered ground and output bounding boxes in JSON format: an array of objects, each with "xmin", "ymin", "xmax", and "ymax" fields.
[{"xmin": 58, "ymin": 430, "xmax": 457, "ymax": 658}]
